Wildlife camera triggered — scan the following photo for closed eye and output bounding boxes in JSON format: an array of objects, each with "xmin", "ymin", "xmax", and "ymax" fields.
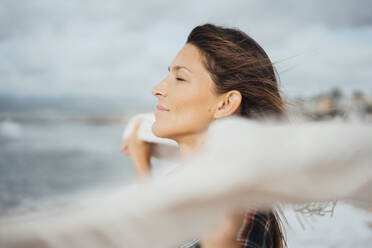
[{"xmin": 176, "ymin": 77, "xmax": 186, "ymax": 82}]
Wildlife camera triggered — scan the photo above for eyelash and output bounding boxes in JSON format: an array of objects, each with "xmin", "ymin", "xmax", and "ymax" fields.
[{"xmin": 176, "ymin": 77, "xmax": 185, "ymax": 82}]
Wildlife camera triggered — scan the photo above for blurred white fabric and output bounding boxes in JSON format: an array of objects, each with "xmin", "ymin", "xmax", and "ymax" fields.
[
  {"xmin": 0, "ymin": 114, "xmax": 371, "ymax": 248},
  {"xmin": 122, "ymin": 112, "xmax": 181, "ymax": 163}
]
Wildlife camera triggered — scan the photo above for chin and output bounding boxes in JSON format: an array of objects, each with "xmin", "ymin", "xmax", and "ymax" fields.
[{"xmin": 152, "ymin": 121, "xmax": 169, "ymax": 139}]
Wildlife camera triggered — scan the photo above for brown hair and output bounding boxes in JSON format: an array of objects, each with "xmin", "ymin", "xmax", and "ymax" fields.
[
  {"xmin": 186, "ymin": 23, "xmax": 286, "ymax": 120},
  {"xmin": 186, "ymin": 23, "xmax": 287, "ymax": 247}
]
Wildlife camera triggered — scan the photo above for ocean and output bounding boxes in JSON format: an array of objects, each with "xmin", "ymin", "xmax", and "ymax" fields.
[{"xmin": 0, "ymin": 117, "xmax": 137, "ymax": 216}]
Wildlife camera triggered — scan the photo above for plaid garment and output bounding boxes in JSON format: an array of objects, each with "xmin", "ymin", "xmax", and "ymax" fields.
[{"xmin": 180, "ymin": 209, "xmax": 278, "ymax": 248}]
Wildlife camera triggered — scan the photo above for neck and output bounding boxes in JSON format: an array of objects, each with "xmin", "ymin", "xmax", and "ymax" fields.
[{"xmin": 175, "ymin": 131, "xmax": 208, "ymax": 159}]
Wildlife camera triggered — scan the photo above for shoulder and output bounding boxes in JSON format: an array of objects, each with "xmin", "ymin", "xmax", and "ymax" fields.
[{"xmin": 237, "ymin": 209, "xmax": 278, "ymax": 248}]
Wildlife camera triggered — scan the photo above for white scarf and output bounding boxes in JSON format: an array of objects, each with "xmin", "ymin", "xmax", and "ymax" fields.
[{"xmin": 1, "ymin": 114, "xmax": 371, "ymax": 248}]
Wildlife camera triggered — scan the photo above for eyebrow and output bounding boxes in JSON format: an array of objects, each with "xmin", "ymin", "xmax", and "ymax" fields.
[{"xmin": 168, "ymin": 65, "xmax": 192, "ymax": 74}]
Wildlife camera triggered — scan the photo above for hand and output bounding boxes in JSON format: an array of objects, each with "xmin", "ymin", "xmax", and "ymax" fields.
[{"xmin": 120, "ymin": 119, "xmax": 152, "ymax": 178}]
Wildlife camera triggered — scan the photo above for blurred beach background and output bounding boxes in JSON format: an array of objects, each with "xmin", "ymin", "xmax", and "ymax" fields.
[{"xmin": 0, "ymin": 0, "xmax": 371, "ymax": 247}]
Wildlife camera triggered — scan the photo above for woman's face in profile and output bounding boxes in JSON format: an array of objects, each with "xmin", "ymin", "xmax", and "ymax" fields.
[{"xmin": 151, "ymin": 43, "xmax": 220, "ymax": 141}]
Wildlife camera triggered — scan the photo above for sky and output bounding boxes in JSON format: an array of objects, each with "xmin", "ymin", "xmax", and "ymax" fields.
[{"xmin": 0, "ymin": 0, "xmax": 371, "ymax": 105}]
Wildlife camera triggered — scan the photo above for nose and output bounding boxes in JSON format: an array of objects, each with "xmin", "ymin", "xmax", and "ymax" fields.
[{"xmin": 152, "ymin": 79, "xmax": 167, "ymax": 98}]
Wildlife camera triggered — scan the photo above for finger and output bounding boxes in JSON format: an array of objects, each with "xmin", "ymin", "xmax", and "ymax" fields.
[
  {"xmin": 120, "ymin": 144, "xmax": 126, "ymax": 153},
  {"xmin": 120, "ymin": 146, "xmax": 130, "ymax": 156}
]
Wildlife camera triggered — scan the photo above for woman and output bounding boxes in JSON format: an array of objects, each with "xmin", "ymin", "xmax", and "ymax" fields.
[{"xmin": 122, "ymin": 23, "xmax": 286, "ymax": 248}]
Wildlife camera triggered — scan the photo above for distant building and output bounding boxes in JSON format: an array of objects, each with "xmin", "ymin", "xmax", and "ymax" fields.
[
  {"xmin": 289, "ymin": 89, "xmax": 371, "ymax": 122},
  {"xmin": 299, "ymin": 89, "xmax": 343, "ymax": 120},
  {"xmin": 343, "ymin": 91, "xmax": 371, "ymax": 121}
]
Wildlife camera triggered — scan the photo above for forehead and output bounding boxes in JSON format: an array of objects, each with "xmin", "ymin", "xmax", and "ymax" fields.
[
  {"xmin": 172, "ymin": 43, "xmax": 217, "ymax": 95},
  {"xmin": 171, "ymin": 43, "xmax": 206, "ymax": 74}
]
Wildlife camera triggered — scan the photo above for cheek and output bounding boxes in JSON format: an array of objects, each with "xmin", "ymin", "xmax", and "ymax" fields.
[
  {"xmin": 175, "ymin": 100, "xmax": 211, "ymax": 129},
  {"xmin": 153, "ymin": 94, "xmax": 214, "ymax": 138}
]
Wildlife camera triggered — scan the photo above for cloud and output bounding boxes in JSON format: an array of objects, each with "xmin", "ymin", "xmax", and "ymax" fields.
[{"xmin": 0, "ymin": 0, "xmax": 371, "ymax": 101}]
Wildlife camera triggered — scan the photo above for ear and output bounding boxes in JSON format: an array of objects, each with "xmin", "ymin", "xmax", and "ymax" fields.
[{"xmin": 213, "ymin": 90, "xmax": 242, "ymax": 119}]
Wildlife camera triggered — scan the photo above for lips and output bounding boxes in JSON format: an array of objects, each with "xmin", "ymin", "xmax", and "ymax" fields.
[{"xmin": 156, "ymin": 104, "xmax": 170, "ymax": 111}]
